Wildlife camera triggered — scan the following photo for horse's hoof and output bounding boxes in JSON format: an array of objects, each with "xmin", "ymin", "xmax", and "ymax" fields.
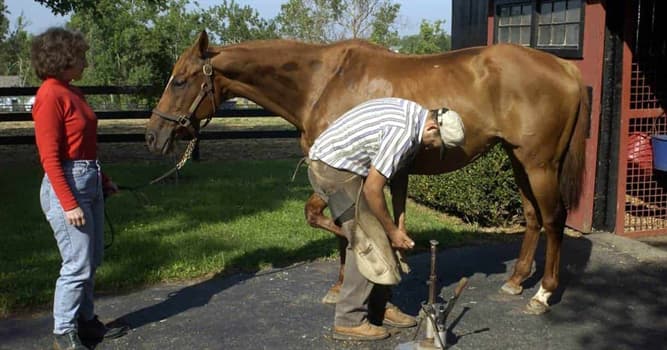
[
  {"xmin": 500, "ymin": 282, "xmax": 523, "ymax": 295},
  {"xmin": 321, "ymin": 288, "xmax": 340, "ymax": 304},
  {"xmin": 524, "ymin": 298, "xmax": 549, "ymax": 315}
]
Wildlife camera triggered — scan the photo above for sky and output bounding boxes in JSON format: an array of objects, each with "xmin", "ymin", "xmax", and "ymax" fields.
[{"xmin": 3, "ymin": 0, "xmax": 452, "ymax": 37}]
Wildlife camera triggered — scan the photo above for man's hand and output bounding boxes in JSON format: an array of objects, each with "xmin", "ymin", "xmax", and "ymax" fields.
[
  {"xmin": 65, "ymin": 207, "xmax": 85, "ymax": 227},
  {"xmin": 388, "ymin": 227, "xmax": 415, "ymax": 250},
  {"xmin": 365, "ymin": 167, "xmax": 416, "ymax": 250}
]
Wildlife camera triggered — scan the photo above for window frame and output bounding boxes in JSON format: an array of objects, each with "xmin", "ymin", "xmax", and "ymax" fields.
[{"xmin": 494, "ymin": 0, "xmax": 585, "ymax": 59}]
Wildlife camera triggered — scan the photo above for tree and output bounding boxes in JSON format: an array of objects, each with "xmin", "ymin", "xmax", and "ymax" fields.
[
  {"xmin": 34, "ymin": 0, "xmax": 96, "ymax": 15},
  {"xmin": 34, "ymin": 0, "xmax": 165, "ymax": 16},
  {"xmin": 198, "ymin": 0, "xmax": 278, "ymax": 45},
  {"xmin": 275, "ymin": 0, "xmax": 400, "ymax": 45},
  {"xmin": 0, "ymin": 1, "xmax": 33, "ymax": 84},
  {"xmin": 368, "ymin": 1, "xmax": 400, "ymax": 48},
  {"xmin": 398, "ymin": 19, "xmax": 450, "ymax": 54},
  {"xmin": 1, "ymin": 0, "xmax": 9, "ymax": 41},
  {"xmin": 0, "ymin": 16, "xmax": 32, "ymax": 83},
  {"xmin": 60, "ymin": 0, "xmax": 204, "ymax": 109},
  {"xmin": 67, "ymin": 0, "xmax": 279, "ymax": 88},
  {"xmin": 68, "ymin": 0, "xmax": 201, "ymax": 87}
]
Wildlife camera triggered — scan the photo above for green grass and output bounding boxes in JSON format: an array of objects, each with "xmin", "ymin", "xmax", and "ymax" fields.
[{"xmin": 0, "ymin": 159, "xmax": 490, "ymax": 317}]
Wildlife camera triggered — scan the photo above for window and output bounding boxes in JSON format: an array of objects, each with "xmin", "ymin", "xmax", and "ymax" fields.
[
  {"xmin": 495, "ymin": 0, "xmax": 584, "ymax": 58},
  {"xmin": 497, "ymin": 3, "xmax": 533, "ymax": 46}
]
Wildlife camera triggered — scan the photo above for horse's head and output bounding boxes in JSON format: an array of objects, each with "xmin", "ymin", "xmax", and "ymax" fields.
[{"xmin": 146, "ymin": 31, "xmax": 224, "ymax": 155}]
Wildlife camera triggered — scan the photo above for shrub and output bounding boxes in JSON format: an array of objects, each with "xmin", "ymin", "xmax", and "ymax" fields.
[{"xmin": 408, "ymin": 145, "xmax": 523, "ymax": 227}]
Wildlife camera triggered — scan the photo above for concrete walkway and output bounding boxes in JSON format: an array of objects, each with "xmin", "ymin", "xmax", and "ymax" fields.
[{"xmin": 1, "ymin": 233, "xmax": 666, "ymax": 350}]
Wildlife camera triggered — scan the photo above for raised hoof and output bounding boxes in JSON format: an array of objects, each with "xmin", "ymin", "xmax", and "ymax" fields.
[
  {"xmin": 524, "ymin": 298, "xmax": 549, "ymax": 315},
  {"xmin": 500, "ymin": 282, "xmax": 523, "ymax": 296},
  {"xmin": 322, "ymin": 287, "xmax": 340, "ymax": 304}
]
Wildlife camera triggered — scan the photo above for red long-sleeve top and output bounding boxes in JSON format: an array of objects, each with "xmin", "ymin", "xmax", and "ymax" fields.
[{"xmin": 33, "ymin": 78, "xmax": 98, "ymax": 211}]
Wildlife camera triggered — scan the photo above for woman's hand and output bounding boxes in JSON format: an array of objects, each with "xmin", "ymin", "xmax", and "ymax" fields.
[
  {"xmin": 65, "ymin": 207, "xmax": 85, "ymax": 227},
  {"xmin": 103, "ymin": 179, "xmax": 119, "ymax": 198},
  {"xmin": 388, "ymin": 227, "xmax": 415, "ymax": 250}
]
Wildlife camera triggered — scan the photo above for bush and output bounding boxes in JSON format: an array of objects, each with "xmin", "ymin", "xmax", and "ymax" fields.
[{"xmin": 408, "ymin": 145, "xmax": 523, "ymax": 227}]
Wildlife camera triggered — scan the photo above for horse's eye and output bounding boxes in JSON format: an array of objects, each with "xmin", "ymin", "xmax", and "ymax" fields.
[{"xmin": 171, "ymin": 79, "xmax": 186, "ymax": 88}]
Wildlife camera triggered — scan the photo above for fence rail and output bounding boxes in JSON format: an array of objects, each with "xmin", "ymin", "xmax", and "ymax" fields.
[{"xmin": 0, "ymin": 85, "xmax": 299, "ymax": 145}]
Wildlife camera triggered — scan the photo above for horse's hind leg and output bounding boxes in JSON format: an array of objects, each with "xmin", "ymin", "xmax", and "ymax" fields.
[
  {"xmin": 320, "ymin": 235, "xmax": 347, "ymax": 304},
  {"xmin": 304, "ymin": 192, "xmax": 347, "ymax": 304},
  {"xmin": 501, "ymin": 155, "xmax": 542, "ymax": 296},
  {"xmin": 522, "ymin": 167, "xmax": 565, "ymax": 314},
  {"xmin": 501, "ymin": 189, "xmax": 541, "ymax": 296}
]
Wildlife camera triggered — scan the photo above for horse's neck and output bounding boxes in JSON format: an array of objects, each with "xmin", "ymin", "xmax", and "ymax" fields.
[
  {"xmin": 212, "ymin": 42, "xmax": 333, "ymax": 130},
  {"xmin": 211, "ymin": 40, "xmax": 464, "ymax": 136}
]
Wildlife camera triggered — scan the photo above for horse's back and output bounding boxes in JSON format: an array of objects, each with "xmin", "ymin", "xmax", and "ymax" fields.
[
  {"xmin": 378, "ymin": 44, "xmax": 586, "ymax": 174},
  {"xmin": 442, "ymin": 45, "xmax": 581, "ymax": 134},
  {"xmin": 340, "ymin": 43, "xmax": 582, "ymax": 113},
  {"xmin": 301, "ymin": 41, "xmax": 585, "ymax": 170}
]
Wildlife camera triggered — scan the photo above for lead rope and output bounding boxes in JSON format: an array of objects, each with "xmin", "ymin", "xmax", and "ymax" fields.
[
  {"xmin": 290, "ymin": 157, "xmax": 308, "ymax": 182},
  {"xmin": 148, "ymin": 137, "xmax": 199, "ymax": 185},
  {"xmin": 104, "ymin": 137, "xmax": 198, "ymax": 249},
  {"xmin": 104, "ymin": 208, "xmax": 115, "ymax": 249},
  {"xmin": 106, "ymin": 60, "xmax": 215, "ymax": 248}
]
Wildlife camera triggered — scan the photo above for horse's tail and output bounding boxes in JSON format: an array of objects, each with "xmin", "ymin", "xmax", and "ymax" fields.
[{"xmin": 559, "ymin": 79, "xmax": 590, "ymax": 210}]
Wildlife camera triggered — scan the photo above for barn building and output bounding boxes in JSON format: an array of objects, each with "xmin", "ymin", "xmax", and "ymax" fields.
[{"xmin": 452, "ymin": 0, "xmax": 666, "ymax": 237}]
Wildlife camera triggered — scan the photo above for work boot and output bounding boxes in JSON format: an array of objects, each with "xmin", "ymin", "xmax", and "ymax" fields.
[
  {"xmin": 383, "ymin": 305, "xmax": 417, "ymax": 328},
  {"xmin": 333, "ymin": 321, "xmax": 389, "ymax": 341},
  {"xmin": 53, "ymin": 331, "xmax": 88, "ymax": 350},
  {"xmin": 78, "ymin": 315, "xmax": 129, "ymax": 340}
]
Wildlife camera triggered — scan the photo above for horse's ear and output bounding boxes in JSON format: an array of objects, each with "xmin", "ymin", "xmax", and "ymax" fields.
[{"xmin": 193, "ymin": 30, "xmax": 209, "ymax": 58}]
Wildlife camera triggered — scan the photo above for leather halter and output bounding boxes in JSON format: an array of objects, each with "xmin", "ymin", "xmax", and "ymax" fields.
[{"xmin": 152, "ymin": 59, "xmax": 217, "ymax": 135}]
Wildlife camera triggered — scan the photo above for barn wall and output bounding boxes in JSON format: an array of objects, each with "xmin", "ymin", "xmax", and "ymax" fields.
[
  {"xmin": 565, "ymin": 2, "xmax": 607, "ymax": 233},
  {"xmin": 451, "ymin": 0, "xmax": 489, "ymax": 49}
]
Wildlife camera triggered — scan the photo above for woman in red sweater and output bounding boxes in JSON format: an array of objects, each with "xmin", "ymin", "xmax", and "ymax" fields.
[{"xmin": 31, "ymin": 27, "xmax": 126, "ymax": 350}]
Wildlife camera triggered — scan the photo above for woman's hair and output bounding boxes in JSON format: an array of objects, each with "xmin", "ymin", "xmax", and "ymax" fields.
[{"xmin": 30, "ymin": 27, "xmax": 89, "ymax": 80}]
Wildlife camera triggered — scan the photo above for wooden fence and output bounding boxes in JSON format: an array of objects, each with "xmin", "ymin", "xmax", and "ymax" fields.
[{"xmin": 0, "ymin": 86, "xmax": 299, "ymax": 145}]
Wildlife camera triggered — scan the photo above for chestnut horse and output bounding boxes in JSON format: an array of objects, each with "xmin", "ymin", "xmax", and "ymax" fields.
[{"xmin": 145, "ymin": 31, "xmax": 589, "ymax": 314}]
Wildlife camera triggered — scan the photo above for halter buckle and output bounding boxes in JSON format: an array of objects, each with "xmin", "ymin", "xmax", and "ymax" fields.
[
  {"xmin": 203, "ymin": 63, "xmax": 213, "ymax": 76},
  {"xmin": 177, "ymin": 115, "xmax": 191, "ymax": 127}
]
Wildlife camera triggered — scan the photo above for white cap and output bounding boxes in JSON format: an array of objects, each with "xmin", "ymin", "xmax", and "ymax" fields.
[{"xmin": 436, "ymin": 108, "xmax": 465, "ymax": 148}]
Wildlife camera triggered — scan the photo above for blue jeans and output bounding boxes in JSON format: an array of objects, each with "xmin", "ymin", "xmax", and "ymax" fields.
[{"xmin": 39, "ymin": 160, "xmax": 104, "ymax": 335}]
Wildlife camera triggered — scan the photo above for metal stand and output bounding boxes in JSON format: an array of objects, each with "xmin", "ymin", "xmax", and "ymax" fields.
[{"xmin": 395, "ymin": 240, "xmax": 468, "ymax": 350}]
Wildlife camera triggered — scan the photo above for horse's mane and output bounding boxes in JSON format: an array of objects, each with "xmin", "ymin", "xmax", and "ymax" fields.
[
  {"xmin": 211, "ymin": 38, "xmax": 489, "ymax": 63},
  {"xmin": 207, "ymin": 38, "xmax": 396, "ymax": 56}
]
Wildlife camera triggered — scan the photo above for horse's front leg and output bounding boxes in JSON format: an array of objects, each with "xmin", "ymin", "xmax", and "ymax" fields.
[
  {"xmin": 525, "ymin": 175, "xmax": 566, "ymax": 315},
  {"xmin": 304, "ymin": 192, "xmax": 346, "ymax": 304}
]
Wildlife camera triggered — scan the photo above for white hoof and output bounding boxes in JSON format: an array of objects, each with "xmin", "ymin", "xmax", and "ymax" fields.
[
  {"xmin": 500, "ymin": 282, "xmax": 523, "ymax": 295},
  {"xmin": 321, "ymin": 288, "xmax": 339, "ymax": 304},
  {"xmin": 524, "ymin": 298, "xmax": 549, "ymax": 315}
]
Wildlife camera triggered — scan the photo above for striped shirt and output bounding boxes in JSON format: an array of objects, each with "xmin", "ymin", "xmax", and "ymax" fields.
[{"xmin": 309, "ymin": 98, "xmax": 429, "ymax": 179}]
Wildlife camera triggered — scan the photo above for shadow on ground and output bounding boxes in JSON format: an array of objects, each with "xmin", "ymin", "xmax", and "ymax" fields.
[
  {"xmin": 1, "ymin": 234, "xmax": 666, "ymax": 350},
  {"xmin": 111, "ymin": 239, "xmax": 334, "ymax": 331}
]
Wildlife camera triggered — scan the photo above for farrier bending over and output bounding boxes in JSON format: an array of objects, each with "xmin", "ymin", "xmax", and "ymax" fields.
[{"xmin": 307, "ymin": 97, "xmax": 464, "ymax": 341}]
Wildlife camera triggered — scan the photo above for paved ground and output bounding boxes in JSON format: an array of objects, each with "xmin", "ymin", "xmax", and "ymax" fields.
[{"xmin": 1, "ymin": 232, "xmax": 666, "ymax": 350}]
